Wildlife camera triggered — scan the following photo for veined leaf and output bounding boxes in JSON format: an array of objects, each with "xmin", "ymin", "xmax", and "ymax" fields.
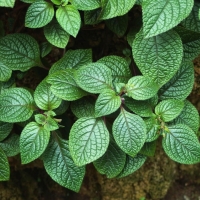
[
  {"xmin": 20, "ymin": 122, "xmax": 50, "ymax": 164},
  {"xmin": 71, "ymin": 0, "xmax": 101, "ymax": 10},
  {"xmin": 162, "ymin": 124, "xmax": 200, "ymax": 164},
  {"xmin": 0, "ymin": 61, "xmax": 12, "ymax": 82},
  {"xmin": 84, "ymin": 9, "xmax": 101, "ymax": 25},
  {"xmin": 69, "ymin": 117, "xmax": 109, "ymax": 166},
  {"xmin": 0, "ymin": 88, "xmax": 34, "ymax": 123},
  {"xmin": 40, "ymin": 42, "xmax": 52, "ymax": 58},
  {"xmin": 140, "ymin": 141, "xmax": 156, "ymax": 157},
  {"xmin": 44, "ymin": 116, "xmax": 59, "ymax": 131},
  {"xmin": 112, "ymin": 108, "xmax": 146, "ymax": 156},
  {"xmin": 0, "ymin": 0, "xmax": 15, "ymax": 7},
  {"xmin": 0, "ymin": 121, "xmax": 13, "ymax": 142},
  {"xmin": 0, "ymin": 146, "xmax": 9, "ymax": 181},
  {"xmin": 142, "ymin": 0, "xmax": 194, "ymax": 38},
  {"xmin": 43, "ymin": 136, "xmax": 85, "ymax": 192},
  {"xmin": 132, "ymin": 30, "xmax": 183, "ymax": 87}
]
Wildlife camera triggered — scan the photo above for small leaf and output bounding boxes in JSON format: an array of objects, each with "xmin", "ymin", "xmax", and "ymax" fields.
[
  {"xmin": 125, "ymin": 76, "xmax": 158, "ymax": 100},
  {"xmin": 0, "ymin": 61, "xmax": 12, "ymax": 82},
  {"xmin": 0, "ymin": 88, "xmax": 34, "ymax": 123},
  {"xmin": 25, "ymin": 1, "xmax": 54, "ymax": 28},
  {"xmin": 95, "ymin": 89, "xmax": 121, "ymax": 117},
  {"xmin": 84, "ymin": 9, "xmax": 101, "ymax": 25},
  {"xmin": 132, "ymin": 30, "xmax": 183, "ymax": 86},
  {"xmin": 40, "ymin": 42, "xmax": 52, "ymax": 58},
  {"xmin": 20, "ymin": 122, "xmax": 50, "ymax": 164},
  {"xmin": 72, "ymin": 0, "xmax": 101, "ymax": 10},
  {"xmin": 44, "ymin": 116, "xmax": 59, "ymax": 131},
  {"xmin": 155, "ymin": 99, "xmax": 184, "ymax": 122},
  {"xmin": 140, "ymin": 141, "xmax": 156, "ymax": 157},
  {"xmin": 0, "ymin": 146, "xmax": 9, "ymax": 181},
  {"xmin": 162, "ymin": 124, "xmax": 200, "ymax": 164},
  {"xmin": 56, "ymin": 5, "xmax": 81, "ymax": 37},
  {"xmin": 93, "ymin": 138, "xmax": 126, "ymax": 178},
  {"xmin": 0, "ymin": 121, "xmax": 13, "ymax": 142},
  {"xmin": 142, "ymin": 0, "xmax": 194, "ymax": 38},
  {"xmin": 0, "ymin": 0, "xmax": 15, "ymax": 7},
  {"xmin": 35, "ymin": 114, "xmax": 46, "ymax": 125},
  {"xmin": 0, "ymin": 33, "xmax": 41, "ymax": 71},
  {"xmin": 112, "ymin": 108, "xmax": 146, "ymax": 156},
  {"xmin": 43, "ymin": 136, "xmax": 85, "ymax": 192},
  {"xmin": 34, "ymin": 79, "xmax": 62, "ymax": 110},
  {"xmin": 47, "ymin": 69, "xmax": 87, "ymax": 101},
  {"xmin": 44, "ymin": 19, "xmax": 70, "ymax": 48},
  {"xmin": 69, "ymin": 117, "xmax": 109, "ymax": 166},
  {"xmin": 74, "ymin": 63, "xmax": 113, "ymax": 94}
]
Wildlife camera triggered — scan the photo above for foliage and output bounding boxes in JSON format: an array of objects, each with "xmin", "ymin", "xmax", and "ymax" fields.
[{"xmin": 0, "ymin": 0, "xmax": 200, "ymax": 193}]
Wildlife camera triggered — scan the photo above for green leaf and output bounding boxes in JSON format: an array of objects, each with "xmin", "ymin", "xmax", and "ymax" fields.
[
  {"xmin": 159, "ymin": 61, "xmax": 194, "ymax": 100},
  {"xmin": 69, "ymin": 117, "xmax": 109, "ymax": 166},
  {"xmin": 0, "ymin": 33, "xmax": 41, "ymax": 71},
  {"xmin": 0, "ymin": 134, "xmax": 20, "ymax": 157},
  {"xmin": 72, "ymin": 0, "xmax": 101, "ymax": 10},
  {"xmin": 70, "ymin": 96, "xmax": 95, "ymax": 118},
  {"xmin": 93, "ymin": 138, "xmax": 126, "ymax": 178},
  {"xmin": 0, "ymin": 146, "xmax": 9, "ymax": 181},
  {"xmin": 74, "ymin": 63, "xmax": 113, "ymax": 94},
  {"xmin": 105, "ymin": 14, "xmax": 128, "ymax": 37},
  {"xmin": 84, "ymin": 9, "xmax": 101, "ymax": 25},
  {"xmin": 117, "ymin": 154, "xmax": 146, "ymax": 178},
  {"xmin": 181, "ymin": 1, "xmax": 200, "ymax": 33},
  {"xmin": 112, "ymin": 108, "xmax": 146, "ymax": 156},
  {"xmin": 97, "ymin": 55, "xmax": 131, "ymax": 83},
  {"xmin": 99, "ymin": 0, "xmax": 136, "ymax": 20},
  {"xmin": 20, "ymin": 0, "xmax": 35, "ymax": 3},
  {"xmin": 0, "ymin": 88, "xmax": 34, "ymax": 123},
  {"xmin": 170, "ymin": 100, "xmax": 199, "ymax": 134},
  {"xmin": 0, "ymin": 121, "xmax": 13, "ymax": 142},
  {"xmin": 155, "ymin": 99, "xmax": 184, "ymax": 122},
  {"xmin": 142, "ymin": 0, "xmax": 194, "ymax": 38},
  {"xmin": 95, "ymin": 89, "xmax": 121, "ymax": 117},
  {"xmin": 140, "ymin": 141, "xmax": 156, "ymax": 157},
  {"xmin": 0, "ymin": 76, "xmax": 15, "ymax": 95},
  {"xmin": 125, "ymin": 76, "xmax": 158, "ymax": 100},
  {"xmin": 20, "ymin": 122, "xmax": 50, "ymax": 164},
  {"xmin": 47, "ymin": 69, "xmax": 87, "ymax": 101},
  {"xmin": 44, "ymin": 19, "xmax": 70, "ymax": 48},
  {"xmin": 0, "ymin": 0, "xmax": 15, "ymax": 7},
  {"xmin": 34, "ymin": 79, "xmax": 62, "ymax": 110},
  {"xmin": 25, "ymin": 1, "xmax": 54, "ymax": 28},
  {"xmin": 44, "ymin": 116, "xmax": 59, "ymax": 131},
  {"xmin": 162, "ymin": 124, "xmax": 200, "ymax": 164},
  {"xmin": 51, "ymin": 0, "xmax": 62, "ymax": 5},
  {"xmin": 132, "ymin": 30, "xmax": 183, "ymax": 87},
  {"xmin": 49, "ymin": 49, "xmax": 92, "ymax": 74},
  {"xmin": 56, "ymin": 5, "xmax": 81, "ymax": 37},
  {"xmin": 43, "ymin": 136, "xmax": 85, "ymax": 192},
  {"xmin": 53, "ymin": 100, "xmax": 69, "ymax": 116},
  {"xmin": 40, "ymin": 42, "xmax": 52, "ymax": 58},
  {"xmin": 0, "ymin": 61, "xmax": 12, "ymax": 82},
  {"xmin": 35, "ymin": 114, "xmax": 46, "ymax": 125}
]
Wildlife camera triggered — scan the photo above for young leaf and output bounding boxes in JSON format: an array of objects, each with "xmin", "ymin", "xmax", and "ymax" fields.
[
  {"xmin": 71, "ymin": 0, "xmax": 101, "ymax": 10},
  {"xmin": 159, "ymin": 61, "xmax": 194, "ymax": 100},
  {"xmin": 0, "ymin": 0, "xmax": 15, "ymax": 7},
  {"xmin": 95, "ymin": 89, "xmax": 121, "ymax": 117},
  {"xmin": 0, "ymin": 121, "xmax": 13, "ymax": 142},
  {"xmin": 74, "ymin": 63, "xmax": 113, "ymax": 94},
  {"xmin": 35, "ymin": 114, "xmax": 46, "ymax": 125},
  {"xmin": 49, "ymin": 49, "xmax": 92, "ymax": 74},
  {"xmin": 56, "ymin": 5, "xmax": 81, "ymax": 37},
  {"xmin": 112, "ymin": 108, "xmax": 146, "ymax": 156},
  {"xmin": 69, "ymin": 117, "xmax": 109, "ymax": 166},
  {"xmin": 132, "ymin": 30, "xmax": 183, "ymax": 87},
  {"xmin": 43, "ymin": 136, "xmax": 85, "ymax": 192},
  {"xmin": 34, "ymin": 79, "xmax": 62, "ymax": 110},
  {"xmin": 47, "ymin": 69, "xmax": 87, "ymax": 101},
  {"xmin": 97, "ymin": 55, "xmax": 131, "ymax": 83},
  {"xmin": 0, "ymin": 146, "xmax": 9, "ymax": 181},
  {"xmin": 140, "ymin": 141, "xmax": 156, "ymax": 157},
  {"xmin": 125, "ymin": 76, "xmax": 159, "ymax": 100},
  {"xmin": 44, "ymin": 116, "xmax": 59, "ymax": 131},
  {"xmin": 0, "ymin": 33, "xmax": 42, "ymax": 71},
  {"xmin": 0, "ymin": 88, "xmax": 34, "ymax": 123},
  {"xmin": 93, "ymin": 138, "xmax": 126, "ymax": 178},
  {"xmin": 142, "ymin": 0, "xmax": 194, "ymax": 38},
  {"xmin": 0, "ymin": 61, "xmax": 12, "ymax": 82},
  {"xmin": 117, "ymin": 154, "xmax": 146, "ymax": 178},
  {"xmin": 44, "ymin": 19, "xmax": 70, "ymax": 48},
  {"xmin": 20, "ymin": 122, "xmax": 50, "ymax": 164},
  {"xmin": 155, "ymin": 99, "xmax": 184, "ymax": 122},
  {"xmin": 25, "ymin": 1, "xmax": 54, "ymax": 28},
  {"xmin": 162, "ymin": 124, "xmax": 200, "ymax": 164}
]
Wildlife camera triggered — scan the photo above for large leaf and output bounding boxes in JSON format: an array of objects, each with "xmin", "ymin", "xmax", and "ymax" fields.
[
  {"xmin": 159, "ymin": 62, "xmax": 194, "ymax": 100},
  {"xmin": 25, "ymin": 1, "xmax": 54, "ymax": 28},
  {"xmin": 0, "ymin": 121, "xmax": 13, "ymax": 142},
  {"xmin": 0, "ymin": 0, "xmax": 15, "ymax": 7},
  {"xmin": 0, "ymin": 146, "xmax": 9, "ymax": 181},
  {"xmin": 72, "ymin": 0, "xmax": 101, "ymax": 10},
  {"xmin": 0, "ymin": 33, "xmax": 41, "ymax": 71},
  {"xmin": 56, "ymin": 5, "xmax": 81, "ymax": 37},
  {"xmin": 142, "ymin": 0, "xmax": 194, "ymax": 38},
  {"xmin": 69, "ymin": 117, "xmax": 109, "ymax": 166},
  {"xmin": 112, "ymin": 108, "xmax": 146, "ymax": 156},
  {"xmin": 74, "ymin": 63, "xmax": 113, "ymax": 94},
  {"xmin": 132, "ymin": 30, "xmax": 183, "ymax": 87},
  {"xmin": 43, "ymin": 136, "xmax": 85, "ymax": 192},
  {"xmin": 0, "ymin": 61, "xmax": 12, "ymax": 82},
  {"xmin": 0, "ymin": 88, "xmax": 34, "ymax": 122},
  {"xmin": 20, "ymin": 122, "xmax": 50, "ymax": 164},
  {"xmin": 162, "ymin": 124, "xmax": 200, "ymax": 164},
  {"xmin": 34, "ymin": 79, "xmax": 62, "ymax": 110}
]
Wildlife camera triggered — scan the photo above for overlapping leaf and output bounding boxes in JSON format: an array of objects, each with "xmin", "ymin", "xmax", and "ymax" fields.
[
  {"xmin": 0, "ymin": 121, "xmax": 13, "ymax": 141},
  {"xmin": 0, "ymin": 147, "xmax": 9, "ymax": 181},
  {"xmin": 72, "ymin": 0, "xmax": 100, "ymax": 10},
  {"xmin": 0, "ymin": 61, "xmax": 12, "ymax": 82}
]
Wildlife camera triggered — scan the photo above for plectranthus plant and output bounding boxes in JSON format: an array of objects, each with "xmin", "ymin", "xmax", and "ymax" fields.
[{"xmin": 0, "ymin": 0, "xmax": 200, "ymax": 192}]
